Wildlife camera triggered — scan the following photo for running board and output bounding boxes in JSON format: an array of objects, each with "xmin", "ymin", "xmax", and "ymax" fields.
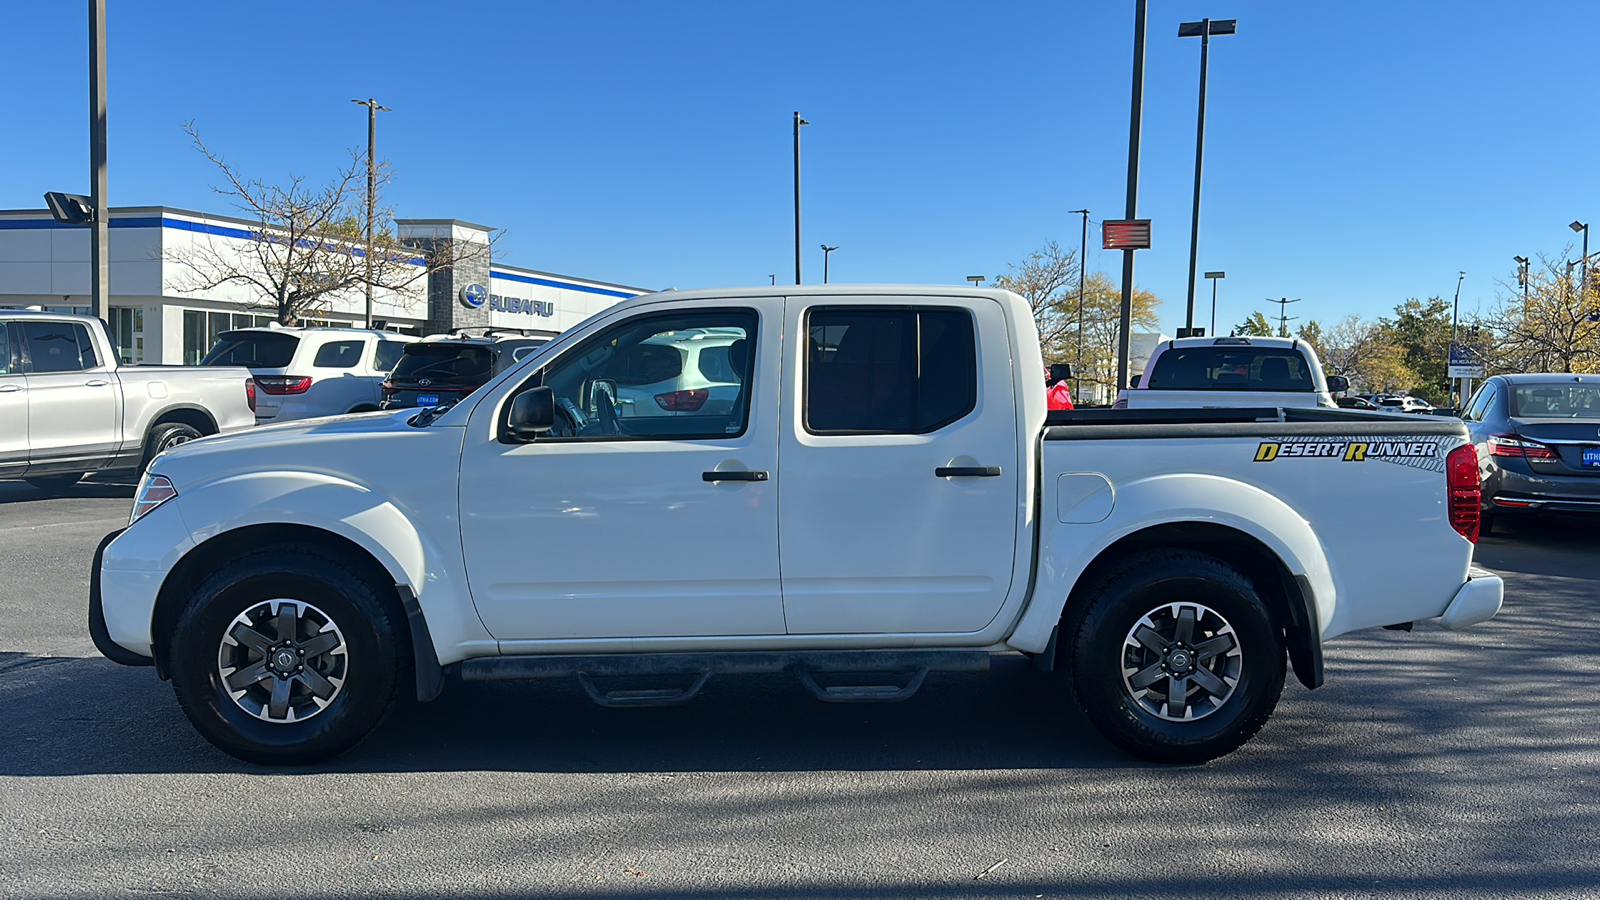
[{"xmin": 460, "ymin": 649, "xmax": 990, "ymax": 707}]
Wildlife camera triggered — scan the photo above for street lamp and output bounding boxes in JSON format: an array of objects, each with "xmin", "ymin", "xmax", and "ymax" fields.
[
  {"xmin": 793, "ymin": 111, "xmax": 808, "ymax": 284},
  {"xmin": 1068, "ymin": 209, "xmax": 1090, "ymax": 389},
  {"xmin": 1204, "ymin": 271, "xmax": 1226, "ymax": 337},
  {"xmin": 1178, "ymin": 18, "xmax": 1236, "ymax": 335},
  {"xmin": 1513, "ymin": 255, "xmax": 1529, "ymax": 304},
  {"xmin": 1571, "ymin": 220, "xmax": 1589, "ymax": 294},
  {"xmin": 821, "ymin": 245, "xmax": 838, "ymax": 284},
  {"xmin": 352, "ymin": 98, "xmax": 391, "ymax": 329}
]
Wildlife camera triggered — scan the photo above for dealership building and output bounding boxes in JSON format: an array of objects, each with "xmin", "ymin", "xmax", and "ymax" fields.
[{"xmin": 0, "ymin": 206, "xmax": 652, "ymax": 364}]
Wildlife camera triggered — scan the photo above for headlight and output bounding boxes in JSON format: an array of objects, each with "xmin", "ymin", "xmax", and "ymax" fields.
[{"xmin": 130, "ymin": 474, "xmax": 178, "ymax": 525}]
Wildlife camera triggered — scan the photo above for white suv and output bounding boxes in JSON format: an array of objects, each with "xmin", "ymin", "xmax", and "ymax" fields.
[
  {"xmin": 609, "ymin": 328, "xmax": 746, "ymax": 418},
  {"xmin": 201, "ymin": 327, "xmax": 416, "ymax": 423}
]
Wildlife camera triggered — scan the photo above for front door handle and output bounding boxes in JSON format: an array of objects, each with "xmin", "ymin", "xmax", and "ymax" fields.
[
  {"xmin": 703, "ymin": 470, "xmax": 769, "ymax": 483},
  {"xmin": 85, "ymin": 379, "xmax": 111, "ymax": 387},
  {"xmin": 0, "ymin": 384, "xmax": 20, "ymax": 393},
  {"xmin": 935, "ymin": 466, "xmax": 1002, "ymax": 478}
]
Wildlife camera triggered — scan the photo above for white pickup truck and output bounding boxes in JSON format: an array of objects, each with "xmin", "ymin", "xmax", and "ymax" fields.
[
  {"xmin": 1120, "ymin": 335, "xmax": 1347, "ymax": 409},
  {"xmin": 1, "ymin": 311, "xmax": 256, "ymax": 492},
  {"xmin": 90, "ymin": 286, "xmax": 1503, "ymax": 766}
]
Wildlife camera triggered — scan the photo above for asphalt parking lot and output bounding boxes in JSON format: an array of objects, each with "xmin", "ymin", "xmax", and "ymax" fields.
[{"xmin": 1, "ymin": 481, "xmax": 1596, "ymax": 900}]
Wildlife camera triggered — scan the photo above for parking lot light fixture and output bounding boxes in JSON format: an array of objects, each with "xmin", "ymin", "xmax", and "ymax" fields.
[
  {"xmin": 821, "ymin": 245, "xmax": 839, "ymax": 284},
  {"xmin": 967, "ymin": 275, "xmax": 985, "ymax": 287},
  {"xmin": 1204, "ymin": 271, "xmax": 1226, "ymax": 337},
  {"xmin": 1572, "ymin": 221, "xmax": 1589, "ymax": 293}
]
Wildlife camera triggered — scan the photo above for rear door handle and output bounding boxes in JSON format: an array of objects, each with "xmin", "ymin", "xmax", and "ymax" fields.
[
  {"xmin": 935, "ymin": 466, "xmax": 1002, "ymax": 478},
  {"xmin": 703, "ymin": 470, "xmax": 769, "ymax": 483},
  {"xmin": 0, "ymin": 384, "xmax": 20, "ymax": 393}
]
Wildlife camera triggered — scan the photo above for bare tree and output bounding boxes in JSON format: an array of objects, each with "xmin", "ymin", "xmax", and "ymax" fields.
[
  {"xmin": 993, "ymin": 240, "xmax": 1080, "ymax": 361},
  {"xmin": 1477, "ymin": 253, "xmax": 1600, "ymax": 374},
  {"xmin": 163, "ymin": 122, "xmax": 492, "ymax": 325}
]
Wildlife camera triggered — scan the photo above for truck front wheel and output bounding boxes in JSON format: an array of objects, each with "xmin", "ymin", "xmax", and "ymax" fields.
[
  {"xmin": 168, "ymin": 547, "xmax": 406, "ymax": 765},
  {"xmin": 1064, "ymin": 550, "xmax": 1285, "ymax": 764}
]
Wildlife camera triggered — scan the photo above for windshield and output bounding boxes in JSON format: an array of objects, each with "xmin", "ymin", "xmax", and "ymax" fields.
[
  {"xmin": 1144, "ymin": 346, "xmax": 1315, "ymax": 392},
  {"xmin": 200, "ymin": 331, "xmax": 299, "ymax": 368},
  {"xmin": 1510, "ymin": 384, "xmax": 1600, "ymax": 418},
  {"xmin": 390, "ymin": 344, "xmax": 495, "ymax": 384}
]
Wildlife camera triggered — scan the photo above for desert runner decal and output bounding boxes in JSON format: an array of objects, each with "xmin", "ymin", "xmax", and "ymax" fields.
[{"xmin": 1252, "ymin": 437, "xmax": 1456, "ymax": 473}]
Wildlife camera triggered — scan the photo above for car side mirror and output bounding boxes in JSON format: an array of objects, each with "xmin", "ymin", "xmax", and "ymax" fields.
[
  {"xmin": 503, "ymin": 386, "xmax": 555, "ymax": 443},
  {"xmin": 1049, "ymin": 363, "xmax": 1074, "ymax": 382},
  {"xmin": 1326, "ymin": 375, "xmax": 1350, "ymax": 393}
]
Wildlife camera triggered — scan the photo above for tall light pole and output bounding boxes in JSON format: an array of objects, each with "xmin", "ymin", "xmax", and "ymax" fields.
[
  {"xmin": 352, "ymin": 98, "xmax": 390, "ymax": 329},
  {"xmin": 1451, "ymin": 270, "xmax": 1466, "ymax": 404},
  {"xmin": 793, "ymin": 111, "xmax": 808, "ymax": 285},
  {"xmin": 89, "ymin": 0, "xmax": 109, "ymax": 322},
  {"xmin": 821, "ymin": 245, "xmax": 838, "ymax": 283},
  {"xmin": 1178, "ymin": 18, "xmax": 1236, "ymax": 334},
  {"xmin": 1513, "ymin": 255, "xmax": 1530, "ymax": 306},
  {"xmin": 1571, "ymin": 220, "xmax": 1589, "ymax": 294},
  {"xmin": 1117, "ymin": 0, "xmax": 1150, "ymax": 390},
  {"xmin": 1205, "ymin": 271, "xmax": 1226, "ymax": 337},
  {"xmin": 1068, "ymin": 209, "xmax": 1090, "ymax": 391}
]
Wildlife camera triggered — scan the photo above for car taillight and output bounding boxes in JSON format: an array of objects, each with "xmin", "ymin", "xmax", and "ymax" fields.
[
  {"xmin": 1446, "ymin": 443, "xmax": 1481, "ymax": 543},
  {"xmin": 655, "ymin": 389, "xmax": 709, "ymax": 412},
  {"xmin": 255, "ymin": 376, "xmax": 313, "ymax": 395},
  {"xmin": 245, "ymin": 378, "xmax": 257, "ymax": 413},
  {"xmin": 1487, "ymin": 433, "xmax": 1557, "ymax": 459}
]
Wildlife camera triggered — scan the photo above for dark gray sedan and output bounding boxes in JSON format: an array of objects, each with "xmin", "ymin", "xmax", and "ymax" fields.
[{"xmin": 1461, "ymin": 373, "xmax": 1600, "ymax": 532}]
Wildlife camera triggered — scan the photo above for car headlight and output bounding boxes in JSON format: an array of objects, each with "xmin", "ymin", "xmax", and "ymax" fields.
[{"xmin": 130, "ymin": 473, "xmax": 178, "ymax": 525}]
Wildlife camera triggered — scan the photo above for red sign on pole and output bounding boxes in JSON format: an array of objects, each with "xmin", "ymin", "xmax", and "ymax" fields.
[{"xmin": 1102, "ymin": 219, "xmax": 1152, "ymax": 250}]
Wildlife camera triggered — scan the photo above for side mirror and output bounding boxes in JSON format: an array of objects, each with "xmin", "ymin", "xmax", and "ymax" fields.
[
  {"xmin": 503, "ymin": 386, "xmax": 555, "ymax": 443},
  {"xmin": 1049, "ymin": 363, "xmax": 1074, "ymax": 382},
  {"xmin": 1326, "ymin": 375, "xmax": 1350, "ymax": 393},
  {"xmin": 1130, "ymin": 374, "xmax": 1142, "ymax": 388}
]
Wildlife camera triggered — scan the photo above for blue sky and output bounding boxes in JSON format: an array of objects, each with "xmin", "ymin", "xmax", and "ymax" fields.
[{"xmin": 3, "ymin": 1, "xmax": 1598, "ymax": 335}]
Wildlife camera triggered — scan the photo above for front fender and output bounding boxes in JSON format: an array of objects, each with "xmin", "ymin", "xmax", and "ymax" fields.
[
  {"xmin": 171, "ymin": 470, "xmax": 493, "ymax": 663},
  {"xmin": 1009, "ymin": 472, "xmax": 1335, "ymax": 653}
]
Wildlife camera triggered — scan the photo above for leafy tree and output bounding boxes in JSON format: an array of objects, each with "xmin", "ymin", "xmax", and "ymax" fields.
[
  {"xmin": 1296, "ymin": 315, "xmax": 1415, "ymax": 393},
  {"xmin": 1232, "ymin": 311, "xmax": 1273, "ymax": 336},
  {"xmin": 1381, "ymin": 297, "xmax": 1453, "ymax": 403},
  {"xmin": 164, "ymin": 122, "xmax": 492, "ymax": 325}
]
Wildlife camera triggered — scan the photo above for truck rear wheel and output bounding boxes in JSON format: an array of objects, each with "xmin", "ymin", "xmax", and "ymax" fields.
[
  {"xmin": 1064, "ymin": 550, "xmax": 1285, "ymax": 764},
  {"xmin": 141, "ymin": 422, "xmax": 202, "ymax": 473},
  {"xmin": 168, "ymin": 546, "xmax": 406, "ymax": 765}
]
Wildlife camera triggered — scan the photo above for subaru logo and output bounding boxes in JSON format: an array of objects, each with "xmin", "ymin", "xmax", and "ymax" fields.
[{"xmin": 459, "ymin": 283, "xmax": 488, "ymax": 309}]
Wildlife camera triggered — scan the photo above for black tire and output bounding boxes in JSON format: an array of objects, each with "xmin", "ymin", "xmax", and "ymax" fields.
[
  {"xmin": 1479, "ymin": 508, "xmax": 1496, "ymax": 536},
  {"xmin": 141, "ymin": 422, "xmax": 203, "ymax": 473},
  {"xmin": 168, "ymin": 545, "xmax": 407, "ymax": 765},
  {"xmin": 1062, "ymin": 550, "xmax": 1285, "ymax": 764},
  {"xmin": 348, "ymin": 405, "xmax": 379, "ymax": 414},
  {"xmin": 24, "ymin": 473, "xmax": 82, "ymax": 494}
]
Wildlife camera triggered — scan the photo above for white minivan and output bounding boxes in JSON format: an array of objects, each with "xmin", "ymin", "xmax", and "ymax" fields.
[{"xmin": 201, "ymin": 327, "xmax": 416, "ymax": 423}]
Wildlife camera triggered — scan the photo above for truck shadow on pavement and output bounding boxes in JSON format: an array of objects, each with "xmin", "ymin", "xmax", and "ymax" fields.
[{"xmin": 0, "ymin": 478, "xmax": 137, "ymax": 505}]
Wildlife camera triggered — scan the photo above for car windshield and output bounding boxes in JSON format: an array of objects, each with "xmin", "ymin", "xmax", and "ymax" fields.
[
  {"xmin": 1510, "ymin": 384, "xmax": 1600, "ymax": 418},
  {"xmin": 389, "ymin": 344, "xmax": 495, "ymax": 384},
  {"xmin": 1144, "ymin": 346, "xmax": 1315, "ymax": 391},
  {"xmin": 200, "ymin": 331, "xmax": 299, "ymax": 368}
]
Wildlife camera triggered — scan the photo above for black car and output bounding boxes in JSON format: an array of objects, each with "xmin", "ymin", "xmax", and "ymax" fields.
[
  {"xmin": 1461, "ymin": 373, "xmax": 1600, "ymax": 532},
  {"xmin": 381, "ymin": 336, "xmax": 547, "ymax": 410}
]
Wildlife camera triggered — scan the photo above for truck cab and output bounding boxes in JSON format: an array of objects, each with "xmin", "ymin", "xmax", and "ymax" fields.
[{"xmin": 1120, "ymin": 335, "xmax": 1346, "ymax": 409}]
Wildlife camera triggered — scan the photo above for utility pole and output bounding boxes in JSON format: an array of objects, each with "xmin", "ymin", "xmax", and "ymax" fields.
[
  {"xmin": 1068, "ymin": 209, "xmax": 1090, "ymax": 396},
  {"xmin": 794, "ymin": 111, "xmax": 808, "ymax": 285},
  {"xmin": 1178, "ymin": 18, "xmax": 1236, "ymax": 334},
  {"xmin": 1271, "ymin": 297, "xmax": 1301, "ymax": 337},
  {"xmin": 89, "ymin": 0, "xmax": 109, "ymax": 322},
  {"xmin": 1117, "ymin": 0, "xmax": 1149, "ymax": 390},
  {"xmin": 352, "ymin": 98, "xmax": 390, "ymax": 329}
]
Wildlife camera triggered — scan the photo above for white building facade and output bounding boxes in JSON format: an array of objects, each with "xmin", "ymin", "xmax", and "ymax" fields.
[{"xmin": 0, "ymin": 207, "xmax": 650, "ymax": 364}]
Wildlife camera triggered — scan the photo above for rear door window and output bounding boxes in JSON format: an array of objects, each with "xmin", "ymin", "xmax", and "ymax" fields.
[
  {"xmin": 373, "ymin": 340, "xmax": 408, "ymax": 372},
  {"xmin": 391, "ymin": 344, "xmax": 496, "ymax": 384},
  {"xmin": 22, "ymin": 322, "xmax": 95, "ymax": 373},
  {"xmin": 803, "ymin": 307, "xmax": 977, "ymax": 434},
  {"xmin": 201, "ymin": 331, "xmax": 300, "ymax": 368},
  {"xmin": 1145, "ymin": 346, "xmax": 1315, "ymax": 391},
  {"xmin": 312, "ymin": 340, "xmax": 365, "ymax": 369}
]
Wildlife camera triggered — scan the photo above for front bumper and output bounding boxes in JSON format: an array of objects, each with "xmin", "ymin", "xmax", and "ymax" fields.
[
  {"xmin": 88, "ymin": 528, "xmax": 152, "ymax": 666},
  {"xmin": 1438, "ymin": 566, "xmax": 1504, "ymax": 631}
]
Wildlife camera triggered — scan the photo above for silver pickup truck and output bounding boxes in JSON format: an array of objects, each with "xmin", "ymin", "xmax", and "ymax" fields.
[{"xmin": 0, "ymin": 310, "xmax": 256, "ymax": 492}]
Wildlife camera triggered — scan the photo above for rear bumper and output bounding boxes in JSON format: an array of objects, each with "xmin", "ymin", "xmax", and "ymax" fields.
[
  {"xmin": 1491, "ymin": 493, "xmax": 1600, "ymax": 514},
  {"xmin": 1438, "ymin": 567, "xmax": 1503, "ymax": 631}
]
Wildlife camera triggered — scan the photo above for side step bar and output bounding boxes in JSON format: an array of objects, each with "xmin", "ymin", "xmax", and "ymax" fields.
[{"xmin": 460, "ymin": 649, "xmax": 991, "ymax": 707}]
